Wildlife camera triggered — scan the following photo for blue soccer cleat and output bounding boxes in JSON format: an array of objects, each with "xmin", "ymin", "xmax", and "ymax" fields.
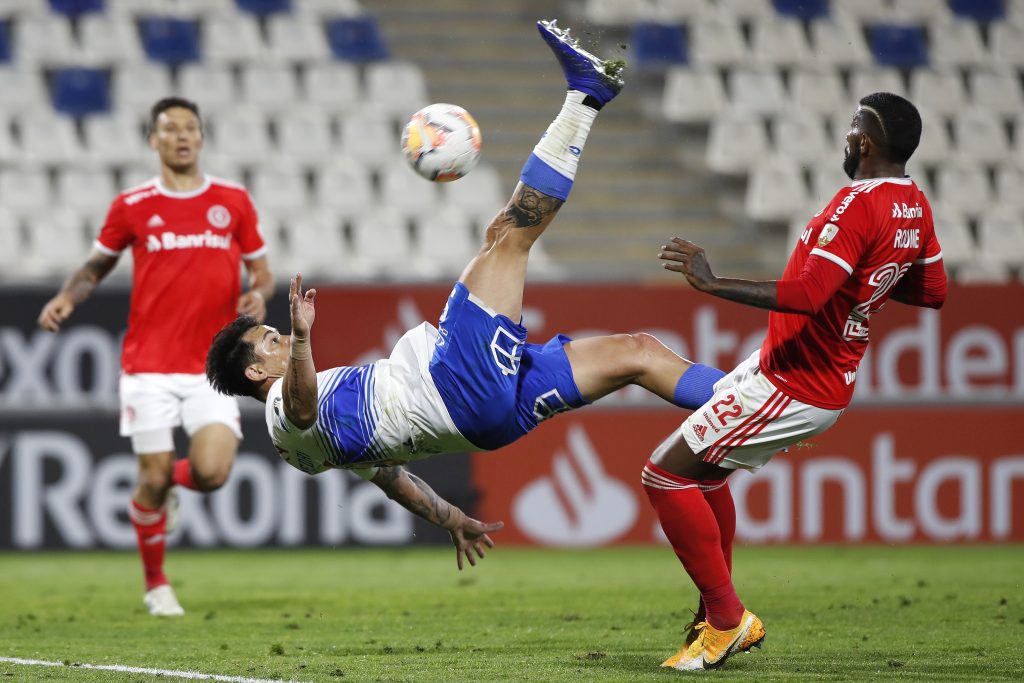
[{"xmin": 537, "ymin": 19, "xmax": 624, "ymax": 107}]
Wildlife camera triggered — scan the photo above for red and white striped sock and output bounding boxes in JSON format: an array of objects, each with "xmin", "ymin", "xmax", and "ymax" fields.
[
  {"xmin": 642, "ymin": 461, "xmax": 744, "ymax": 630},
  {"xmin": 129, "ymin": 499, "xmax": 168, "ymax": 591}
]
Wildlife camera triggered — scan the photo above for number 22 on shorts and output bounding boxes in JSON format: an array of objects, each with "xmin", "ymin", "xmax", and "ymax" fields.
[{"xmin": 710, "ymin": 393, "xmax": 742, "ymax": 426}]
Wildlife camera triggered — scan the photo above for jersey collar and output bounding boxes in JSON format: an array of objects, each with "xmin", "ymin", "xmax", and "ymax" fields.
[
  {"xmin": 851, "ymin": 176, "xmax": 913, "ymax": 187},
  {"xmin": 156, "ymin": 173, "xmax": 211, "ymax": 198}
]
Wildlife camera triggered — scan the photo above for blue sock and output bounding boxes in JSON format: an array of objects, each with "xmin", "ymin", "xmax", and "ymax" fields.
[{"xmin": 672, "ymin": 364, "xmax": 726, "ymax": 410}]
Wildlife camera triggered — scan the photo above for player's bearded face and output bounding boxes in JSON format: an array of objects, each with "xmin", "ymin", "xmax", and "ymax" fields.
[
  {"xmin": 151, "ymin": 107, "xmax": 203, "ymax": 173},
  {"xmin": 842, "ymin": 138, "xmax": 861, "ymax": 180}
]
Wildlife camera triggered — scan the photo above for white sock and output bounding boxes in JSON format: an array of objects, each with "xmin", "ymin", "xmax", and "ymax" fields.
[{"xmin": 519, "ymin": 91, "xmax": 599, "ymax": 200}]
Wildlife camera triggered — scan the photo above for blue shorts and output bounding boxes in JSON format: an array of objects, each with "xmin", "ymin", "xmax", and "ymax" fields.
[{"xmin": 429, "ymin": 283, "xmax": 588, "ymax": 450}]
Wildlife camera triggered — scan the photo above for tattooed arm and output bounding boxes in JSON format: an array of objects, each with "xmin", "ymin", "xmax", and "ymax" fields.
[
  {"xmin": 500, "ymin": 182, "xmax": 565, "ymax": 229},
  {"xmin": 283, "ymin": 274, "xmax": 319, "ymax": 429},
  {"xmin": 372, "ymin": 465, "xmax": 505, "ymax": 570},
  {"xmin": 38, "ymin": 250, "xmax": 119, "ymax": 331}
]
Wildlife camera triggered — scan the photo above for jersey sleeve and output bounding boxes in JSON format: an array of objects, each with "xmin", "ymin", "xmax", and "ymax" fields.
[
  {"xmin": 808, "ymin": 192, "xmax": 872, "ymax": 276},
  {"xmin": 350, "ymin": 466, "xmax": 379, "ymax": 481},
  {"xmin": 94, "ymin": 196, "xmax": 133, "ymax": 255},
  {"xmin": 237, "ymin": 190, "xmax": 267, "ymax": 260}
]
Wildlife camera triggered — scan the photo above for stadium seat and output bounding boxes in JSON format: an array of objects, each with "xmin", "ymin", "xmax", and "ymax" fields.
[
  {"xmin": 772, "ymin": 0, "xmax": 829, "ymax": 20},
  {"xmin": 661, "ymin": 68, "xmax": 726, "ymax": 124},
  {"xmin": 993, "ymin": 165, "xmax": 1024, "ymax": 211},
  {"xmin": 651, "ymin": 0, "xmax": 710, "ymax": 22},
  {"xmin": 203, "ymin": 15, "xmax": 264, "ymax": 64},
  {"xmin": 689, "ymin": 17, "xmax": 748, "ymax": 67},
  {"xmin": 629, "ymin": 22, "xmax": 688, "ymax": 68},
  {"xmin": 953, "ymin": 107, "xmax": 1010, "ymax": 166},
  {"xmin": 178, "ymin": 64, "xmax": 238, "ymax": 116},
  {"xmin": 349, "ymin": 207, "xmax": 413, "ymax": 277},
  {"xmin": 56, "ymin": 167, "xmax": 119, "ymax": 214},
  {"xmin": 908, "ymin": 107, "xmax": 952, "ymax": 168},
  {"xmin": 326, "ymin": 16, "xmax": 389, "ymax": 62},
  {"xmin": 950, "ymin": 0, "xmax": 1005, "ymax": 22},
  {"xmin": 773, "ymin": 111, "xmax": 833, "ymax": 165},
  {"xmin": 974, "ymin": 207, "xmax": 1024, "ymax": 277},
  {"xmin": 791, "ymin": 69, "xmax": 848, "ymax": 117},
  {"xmin": 111, "ymin": 63, "xmax": 174, "ymax": 116},
  {"xmin": 0, "ymin": 68, "xmax": 48, "ymax": 115},
  {"xmin": 83, "ymin": 114, "xmax": 150, "ymax": 166},
  {"xmin": 303, "ymin": 62, "xmax": 362, "ymax": 114},
  {"xmin": 750, "ymin": 18, "xmax": 812, "ymax": 67},
  {"xmin": 928, "ymin": 20, "xmax": 988, "ymax": 70},
  {"xmin": 934, "ymin": 161, "xmax": 993, "ymax": 214},
  {"xmin": 313, "ymin": 156, "xmax": 375, "ymax": 218},
  {"xmin": 715, "ymin": 0, "xmax": 775, "ymax": 21},
  {"xmin": 908, "ymin": 69, "xmax": 968, "ymax": 117},
  {"xmin": 48, "ymin": 0, "xmax": 104, "ymax": 17},
  {"xmin": 14, "ymin": 17, "xmax": 76, "ymax": 65},
  {"xmin": 0, "ymin": 207, "xmax": 23, "ymax": 281},
  {"xmin": 929, "ymin": 204, "xmax": 976, "ymax": 272},
  {"xmin": 413, "ymin": 205, "xmax": 479, "ymax": 279},
  {"xmin": 240, "ymin": 64, "xmax": 301, "ymax": 112},
  {"xmin": 273, "ymin": 104, "xmax": 335, "ymax": 163},
  {"xmin": 339, "ymin": 110, "xmax": 399, "ymax": 170},
  {"xmin": 17, "ymin": 113, "xmax": 83, "ymax": 166},
  {"xmin": 891, "ymin": 0, "xmax": 953, "ymax": 23},
  {"xmin": 868, "ymin": 25, "xmax": 929, "ymax": 69},
  {"xmin": 78, "ymin": 14, "xmax": 146, "ymax": 65},
  {"xmin": 266, "ymin": 15, "xmax": 331, "ymax": 63},
  {"xmin": 833, "ymin": 0, "xmax": 892, "ymax": 23},
  {"xmin": 728, "ymin": 67, "xmax": 787, "ymax": 116},
  {"xmin": 0, "ymin": 113, "xmax": 17, "ymax": 162},
  {"xmin": 139, "ymin": 18, "xmax": 201, "ymax": 65},
  {"xmin": 0, "ymin": 20, "xmax": 11, "ymax": 64},
  {"xmin": 380, "ymin": 161, "xmax": 441, "ymax": 218},
  {"xmin": 236, "ymin": 0, "xmax": 291, "ymax": 16},
  {"xmin": 968, "ymin": 69, "xmax": 1024, "ymax": 119},
  {"xmin": 990, "ymin": 22, "xmax": 1024, "ymax": 67},
  {"xmin": 249, "ymin": 163, "xmax": 309, "ymax": 214},
  {"xmin": 364, "ymin": 61, "xmax": 428, "ymax": 117},
  {"xmin": 285, "ymin": 209, "xmax": 366, "ymax": 279},
  {"xmin": 441, "ymin": 163, "xmax": 504, "ymax": 224},
  {"xmin": 23, "ymin": 208, "xmax": 93, "ymax": 278},
  {"xmin": 745, "ymin": 156, "xmax": 809, "ymax": 222},
  {"xmin": 848, "ymin": 67, "xmax": 905, "ymax": 101},
  {"xmin": 809, "ymin": 17, "xmax": 873, "ymax": 67},
  {"xmin": 295, "ymin": 0, "xmax": 362, "ymax": 18},
  {"xmin": 0, "ymin": 167, "xmax": 51, "ymax": 217},
  {"xmin": 809, "ymin": 164, "xmax": 851, "ymax": 206},
  {"xmin": 206, "ymin": 106, "xmax": 272, "ymax": 166},
  {"xmin": 706, "ymin": 112, "xmax": 769, "ymax": 175},
  {"xmin": 52, "ymin": 68, "xmax": 110, "ymax": 118},
  {"xmin": 119, "ymin": 165, "xmax": 158, "ymax": 190},
  {"xmin": 104, "ymin": 0, "xmax": 163, "ymax": 16},
  {"xmin": 584, "ymin": 0, "xmax": 655, "ymax": 25}
]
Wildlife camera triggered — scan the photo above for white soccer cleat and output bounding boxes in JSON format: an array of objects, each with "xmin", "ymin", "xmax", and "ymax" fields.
[
  {"xmin": 144, "ymin": 584, "xmax": 185, "ymax": 617},
  {"xmin": 164, "ymin": 488, "xmax": 180, "ymax": 534}
]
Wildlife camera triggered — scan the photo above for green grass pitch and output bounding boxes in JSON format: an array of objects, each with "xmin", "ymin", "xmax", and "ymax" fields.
[{"xmin": 1, "ymin": 546, "xmax": 1022, "ymax": 681}]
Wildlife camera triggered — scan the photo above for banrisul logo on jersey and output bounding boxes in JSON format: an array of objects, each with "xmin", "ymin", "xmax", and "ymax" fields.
[{"xmin": 145, "ymin": 231, "xmax": 232, "ymax": 253}]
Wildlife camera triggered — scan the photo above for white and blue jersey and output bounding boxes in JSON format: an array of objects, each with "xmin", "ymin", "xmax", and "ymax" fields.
[{"xmin": 267, "ymin": 284, "xmax": 588, "ymax": 476}]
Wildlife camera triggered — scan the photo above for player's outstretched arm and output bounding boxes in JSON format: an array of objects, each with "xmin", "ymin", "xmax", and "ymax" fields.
[
  {"xmin": 371, "ymin": 466, "xmax": 504, "ymax": 570},
  {"xmin": 660, "ymin": 238, "xmax": 779, "ymax": 310},
  {"xmin": 38, "ymin": 250, "xmax": 119, "ymax": 331},
  {"xmin": 282, "ymin": 273, "xmax": 318, "ymax": 429}
]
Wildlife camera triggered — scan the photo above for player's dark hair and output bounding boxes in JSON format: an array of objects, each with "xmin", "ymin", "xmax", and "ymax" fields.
[
  {"xmin": 858, "ymin": 92, "xmax": 922, "ymax": 164},
  {"xmin": 206, "ymin": 315, "xmax": 262, "ymax": 398},
  {"xmin": 149, "ymin": 96, "xmax": 202, "ymax": 134}
]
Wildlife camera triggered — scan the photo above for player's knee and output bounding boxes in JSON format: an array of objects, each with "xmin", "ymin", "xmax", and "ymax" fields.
[
  {"xmin": 193, "ymin": 461, "xmax": 232, "ymax": 491},
  {"xmin": 136, "ymin": 463, "xmax": 172, "ymax": 497},
  {"xmin": 615, "ymin": 332, "xmax": 661, "ymax": 377}
]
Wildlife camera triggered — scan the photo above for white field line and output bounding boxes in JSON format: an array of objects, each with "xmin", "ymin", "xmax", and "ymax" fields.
[{"xmin": 0, "ymin": 657, "xmax": 306, "ymax": 683}]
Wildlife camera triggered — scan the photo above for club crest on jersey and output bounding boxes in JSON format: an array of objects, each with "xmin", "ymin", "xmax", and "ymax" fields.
[
  {"xmin": 817, "ymin": 223, "xmax": 840, "ymax": 247},
  {"xmin": 207, "ymin": 204, "xmax": 231, "ymax": 229}
]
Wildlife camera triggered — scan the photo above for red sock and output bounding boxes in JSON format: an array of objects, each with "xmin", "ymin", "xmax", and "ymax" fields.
[
  {"xmin": 642, "ymin": 460, "xmax": 744, "ymax": 630},
  {"xmin": 172, "ymin": 459, "xmax": 199, "ymax": 490},
  {"xmin": 129, "ymin": 499, "xmax": 168, "ymax": 591},
  {"xmin": 694, "ymin": 479, "xmax": 736, "ymax": 622}
]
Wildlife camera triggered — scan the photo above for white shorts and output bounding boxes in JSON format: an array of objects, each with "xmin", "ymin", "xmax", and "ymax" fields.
[
  {"xmin": 119, "ymin": 373, "xmax": 242, "ymax": 450},
  {"xmin": 679, "ymin": 351, "xmax": 842, "ymax": 471}
]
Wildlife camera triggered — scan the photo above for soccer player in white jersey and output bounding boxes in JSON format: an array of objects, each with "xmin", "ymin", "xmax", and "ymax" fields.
[
  {"xmin": 646, "ymin": 92, "xmax": 948, "ymax": 671},
  {"xmin": 206, "ymin": 21, "xmax": 729, "ymax": 570},
  {"xmin": 38, "ymin": 97, "xmax": 275, "ymax": 617}
]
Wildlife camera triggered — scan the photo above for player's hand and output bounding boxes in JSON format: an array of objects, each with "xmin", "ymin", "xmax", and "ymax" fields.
[
  {"xmin": 237, "ymin": 290, "xmax": 267, "ymax": 322},
  {"xmin": 659, "ymin": 237, "xmax": 716, "ymax": 291},
  {"xmin": 38, "ymin": 293, "xmax": 75, "ymax": 332},
  {"xmin": 289, "ymin": 273, "xmax": 316, "ymax": 339},
  {"xmin": 449, "ymin": 515, "xmax": 504, "ymax": 571}
]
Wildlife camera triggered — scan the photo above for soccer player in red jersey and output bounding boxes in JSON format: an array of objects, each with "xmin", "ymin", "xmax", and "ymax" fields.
[
  {"xmin": 647, "ymin": 93, "xmax": 947, "ymax": 671},
  {"xmin": 37, "ymin": 97, "xmax": 274, "ymax": 616}
]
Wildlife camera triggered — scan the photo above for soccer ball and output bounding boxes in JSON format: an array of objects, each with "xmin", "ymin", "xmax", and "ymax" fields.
[{"xmin": 401, "ymin": 103, "xmax": 482, "ymax": 182}]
